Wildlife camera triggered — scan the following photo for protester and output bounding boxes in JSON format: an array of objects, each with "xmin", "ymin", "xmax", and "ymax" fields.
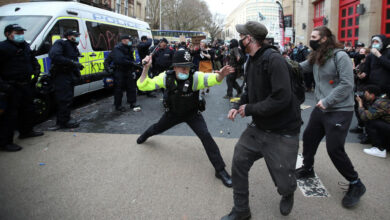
[
  {"xmin": 297, "ymin": 26, "xmax": 365, "ymax": 209},
  {"xmin": 222, "ymin": 21, "xmax": 302, "ymax": 219},
  {"xmin": 356, "ymin": 85, "xmax": 390, "ymax": 158}
]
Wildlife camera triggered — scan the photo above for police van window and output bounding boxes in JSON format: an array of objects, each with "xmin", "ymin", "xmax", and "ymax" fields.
[
  {"xmin": 0, "ymin": 16, "xmax": 51, "ymax": 43},
  {"xmin": 86, "ymin": 21, "xmax": 139, "ymax": 51},
  {"xmin": 36, "ymin": 19, "xmax": 79, "ymax": 56}
]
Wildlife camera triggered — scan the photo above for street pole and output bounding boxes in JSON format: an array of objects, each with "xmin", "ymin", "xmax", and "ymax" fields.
[{"xmin": 159, "ymin": 0, "xmax": 162, "ymax": 30}]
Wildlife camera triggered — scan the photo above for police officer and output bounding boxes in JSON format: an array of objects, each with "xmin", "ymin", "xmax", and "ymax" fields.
[
  {"xmin": 151, "ymin": 38, "xmax": 174, "ymax": 76},
  {"xmin": 111, "ymin": 35, "xmax": 141, "ymax": 112},
  {"xmin": 49, "ymin": 30, "xmax": 83, "ymax": 129},
  {"xmin": 0, "ymin": 24, "xmax": 44, "ymax": 152},
  {"xmin": 136, "ymin": 49, "xmax": 235, "ymax": 187}
]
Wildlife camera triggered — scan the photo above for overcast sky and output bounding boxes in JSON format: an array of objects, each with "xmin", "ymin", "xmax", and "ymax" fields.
[{"xmin": 204, "ymin": 0, "xmax": 244, "ymax": 17}]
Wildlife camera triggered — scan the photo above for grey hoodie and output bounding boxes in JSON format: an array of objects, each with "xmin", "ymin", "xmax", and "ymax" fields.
[{"xmin": 300, "ymin": 49, "xmax": 354, "ymax": 112}]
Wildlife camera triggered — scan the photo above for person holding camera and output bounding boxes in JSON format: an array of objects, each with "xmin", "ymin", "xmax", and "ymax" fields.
[
  {"xmin": 136, "ymin": 49, "xmax": 235, "ymax": 187},
  {"xmin": 356, "ymin": 85, "xmax": 390, "ymax": 158}
]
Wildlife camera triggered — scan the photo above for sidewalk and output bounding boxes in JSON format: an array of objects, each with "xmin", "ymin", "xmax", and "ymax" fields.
[{"xmin": 0, "ymin": 132, "xmax": 389, "ymax": 219}]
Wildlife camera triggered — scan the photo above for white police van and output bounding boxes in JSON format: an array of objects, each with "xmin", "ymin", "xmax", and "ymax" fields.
[{"xmin": 0, "ymin": 1, "xmax": 152, "ymax": 118}]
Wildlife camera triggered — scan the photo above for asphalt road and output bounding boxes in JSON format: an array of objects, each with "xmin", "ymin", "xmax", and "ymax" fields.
[{"xmin": 36, "ymin": 78, "xmax": 361, "ymax": 143}]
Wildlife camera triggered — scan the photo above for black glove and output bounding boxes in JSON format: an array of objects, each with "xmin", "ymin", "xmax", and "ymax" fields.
[{"xmin": 72, "ymin": 61, "xmax": 84, "ymax": 70}]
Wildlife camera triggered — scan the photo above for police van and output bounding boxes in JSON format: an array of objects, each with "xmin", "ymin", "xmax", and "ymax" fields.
[{"xmin": 0, "ymin": 1, "xmax": 152, "ymax": 118}]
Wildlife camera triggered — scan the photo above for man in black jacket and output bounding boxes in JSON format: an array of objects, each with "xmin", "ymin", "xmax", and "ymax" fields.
[
  {"xmin": 49, "ymin": 30, "xmax": 84, "ymax": 129},
  {"xmin": 111, "ymin": 35, "xmax": 140, "ymax": 112},
  {"xmin": 0, "ymin": 24, "xmax": 44, "ymax": 151},
  {"xmin": 152, "ymin": 38, "xmax": 174, "ymax": 76},
  {"xmin": 222, "ymin": 21, "xmax": 302, "ymax": 220}
]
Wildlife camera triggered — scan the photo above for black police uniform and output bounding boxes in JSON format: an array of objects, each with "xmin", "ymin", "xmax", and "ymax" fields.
[
  {"xmin": 49, "ymin": 33, "xmax": 83, "ymax": 128},
  {"xmin": 152, "ymin": 46, "xmax": 174, "ymax": 76},
  {"xmin": 0, "ymin": 25, "xmax": 43, "ymax": 151},
  {"xmin": 111, "ymin": 42, "xmax": 139, "ymax": 110},
  {"xmin": 137, "ymin": 50, "xmax": 232, "ymax": 187}
]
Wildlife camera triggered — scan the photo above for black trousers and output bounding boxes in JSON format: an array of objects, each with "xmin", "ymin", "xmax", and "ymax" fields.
[
  {"xmin": 141, "ymin": 111, "xmax": 226, "ymax": 171},
  {"xmin": 302, "ymin": 107, "xmax": 358, "ymax": 182},
  {"xmin": 226, "ymin": 73, "xmax": 242, "ymax": 97},
  {"xmin": 365, "ymin": 119, "xmax": 390, "ymax": 150},
  {"xmin": 114, "ymin": 71, "xmax": 136, "ymax": 107},
  {"xmin": 0, "ymin": 84, "xmax": 35, "ymax": 146},
  {"xmin": 304, "ymin": 71, "xmax": 315, "ymax": 90},
  {"xmin": 54, "ymin": 74, "xmax": 74, "ymax": 125},
  {"xmin": 232, "ymin": 124, "xmax": 299, "ymax": 212}
]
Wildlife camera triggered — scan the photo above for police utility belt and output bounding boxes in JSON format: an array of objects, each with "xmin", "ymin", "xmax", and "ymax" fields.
[{"xmin": 163, "ymin": 70, "xmax": 206, "ymax": 114}]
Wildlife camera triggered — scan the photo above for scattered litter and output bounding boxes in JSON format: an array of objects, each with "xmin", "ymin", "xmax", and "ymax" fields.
[
  {"xmin": 91, "ymin": 110, "xmax": 98, "ymax": 114},
  {"xmin": 227, "ymin": 132, "xmax": 231, "ymax": 135},
  {"xmin": 39, "ymin": 163, "xmax": 46, "ymax": 166},
  {"xmin": 220, "ymin": 130, "xmax": 223, "ymax": 134},
  {"xmin": 43, "ymin": 147, "xmax": 48, "ymax": 152},
  {"xmin": 300, "ymin": 104, "xmax": 311, "ymax": 110},
  {"xmin": 132, "ymin": 199, "xmax": 136, "ymax": 204},
  {"xmin": 120, "ymin": 123, "xmax": 126, "ymax": 126},
  {"xmin": 73, "ymin": 134, "xmax": 77, "ymax": 137}
]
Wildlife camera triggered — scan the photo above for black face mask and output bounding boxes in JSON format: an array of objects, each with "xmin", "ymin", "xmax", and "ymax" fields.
[
  {"xmin": 309, "ymin": 39, "xmax": 321, "ymax": 51},
  {"xmin": 239, "ymin": 36, "xmax": 248, "ymax": 53}
]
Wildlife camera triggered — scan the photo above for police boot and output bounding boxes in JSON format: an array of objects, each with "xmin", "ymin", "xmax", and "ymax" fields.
[
  {"xmin": 19, "ymin": 130, "xmax": 44, "ymax": 139},
  {"xmin": 60, "ymin": 119, "xmax": 80, "ymax": 129},
  {"xmin": 1, "ymin": 144, "xmax": 23, "ymax": 152},
  {"xmin": 137, "ymin": 133, "xmax": 150, "ymax": 144},
  {"xmin": 215, "ymin": 169, "xmax": 233, "ymax": 188}
]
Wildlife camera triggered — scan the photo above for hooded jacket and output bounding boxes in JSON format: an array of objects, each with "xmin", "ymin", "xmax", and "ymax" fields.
[
  {"xmin": 362, "ymin": 34, "xmax": 390, "ymax": 90},
  {"xmin": 235, "ymin": 44, "xmax": 302, "ymax": 134}
]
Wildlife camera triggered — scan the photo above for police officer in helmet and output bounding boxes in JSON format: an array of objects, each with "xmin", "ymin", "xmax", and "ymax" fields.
[
  {"xmin": 111, "ymin": 34, "xmax": 141, "ymax": 112},
  {"xmin": 49, "ymin": 30, "xmax": 84, "ymax": 129},
  {"xmin": 0, "ymin": 24, "xmax": 44, "ymax": 152},
  {"xmin": 137, "ymin": 49, "xmax": 235, "ymax": 187}
]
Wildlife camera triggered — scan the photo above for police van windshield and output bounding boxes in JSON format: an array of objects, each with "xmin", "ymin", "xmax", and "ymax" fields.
[{"xmin": 0, "ymin": 16, "xmax": 51, "ymax": 43}]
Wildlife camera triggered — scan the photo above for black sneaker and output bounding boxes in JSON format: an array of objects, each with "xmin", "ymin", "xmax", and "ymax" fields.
[
  {"xmin": 19, "ymin": 130, "xmax": 44, "ymax": 139},
  {"xmin": 342, "ymin": 179, "xmax": 366, "ymax": 208},
  {"xmin": 359, "ymin": 135, "xmax": 371, "ymax": 145},
  {"xmin": 349, "ymin": 126, "xmax": 363, "ymax": 133},
  {"xmin": 280, "ymin": 193, "xmax": 294, "ymax": 216},
  {"xmin": 295, "ymin": 166, "xmax": 315, "ymax": 179},
  {"xmin": 221, "ymin": 208, "xmax": 251, "ymax": 220}
]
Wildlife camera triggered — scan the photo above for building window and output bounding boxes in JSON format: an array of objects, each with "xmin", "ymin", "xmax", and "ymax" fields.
[
  {"xmin": 137, "ymin": 2, "xmax": 142, "ymax": 18},
  {"xmin": 116, "ymin": 0, "xmax": 121, "ymax": 13},
  {"xmin": 313, "ymin": 0, "xmax": 325, "ymax": 27},
  {"xmin": 284, "ymin": 15, "xmax": 292, "ymax": 27},
  {"xmin": 382, "ymin": 0, "xmax": 390, "ymax": 37},
  {"xmin": 338, "ymin": 0, "xmax": 360, "ymax": 46},
  {"xmin": 124, "ymin": 0, "xmax": 128, "ymax": 16}
]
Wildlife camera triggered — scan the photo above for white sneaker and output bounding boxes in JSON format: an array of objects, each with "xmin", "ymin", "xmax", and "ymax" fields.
[{"xmin": 363, "ymin": 147, "xmax": 387, "ymax": 158}]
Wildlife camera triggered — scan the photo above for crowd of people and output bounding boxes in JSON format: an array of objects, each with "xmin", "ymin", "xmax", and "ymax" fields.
[{"xmin": 1, "ymin": 20, "xmax": 390, "ymax": 220}]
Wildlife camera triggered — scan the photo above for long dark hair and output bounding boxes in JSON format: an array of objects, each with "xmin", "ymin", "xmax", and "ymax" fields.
[{"xmin": 308, "ymin": 26, "xmax": 343, "ymax": 66}]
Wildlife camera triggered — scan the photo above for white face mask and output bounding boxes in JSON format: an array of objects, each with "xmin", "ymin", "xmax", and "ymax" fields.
[
  {"xmin": 372, "ymin": 43, "xmax": 382, "ymax": 50},
  {"xmin": 177, "ymin": 72, "xmax": 189, "ymax": 80}
]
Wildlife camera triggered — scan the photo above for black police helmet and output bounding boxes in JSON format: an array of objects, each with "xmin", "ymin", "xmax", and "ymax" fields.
[
  {"xmin": 4, "ymin": 24, "xmax": 26, "ymax": 36},
  {"xmin": 64, "ymin": 30, "xmax": 80, "ymax": 37},
  {"xmin": 172, "ymin": 49, "xmax": 193, "ymax": 68},
  {"xmin": 120, "ymin": 34, "xmax": 131, "ymax": 40}
]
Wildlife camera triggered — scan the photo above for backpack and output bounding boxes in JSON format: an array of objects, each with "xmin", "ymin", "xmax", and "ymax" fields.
[{"xmin": 261, "ymin": 48, "xmax": 306, "ymax": 104}]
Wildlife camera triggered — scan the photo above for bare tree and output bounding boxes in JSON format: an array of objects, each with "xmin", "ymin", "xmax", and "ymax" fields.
[
  {"xmin": 206, "ymin": 13, "xmax": 225, "ymax": 41},
  {"xmin": 146, "ymin": 0, "xmax": 161, "ymax": 29}
]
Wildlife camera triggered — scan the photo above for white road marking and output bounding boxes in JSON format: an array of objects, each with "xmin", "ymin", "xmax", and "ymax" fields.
[{"xmin": 296, "ymin": 154, "xmax": 330, "ymax": 197}]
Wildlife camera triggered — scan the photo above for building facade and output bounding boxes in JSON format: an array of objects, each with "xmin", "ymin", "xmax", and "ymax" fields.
[
  {"xmin": 224, "ymin": 0, "xmax": 281, "ymax": 44},
  {"xmin": 292, "ymin": 0, "xmax": 387, "ymax": 47}
]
